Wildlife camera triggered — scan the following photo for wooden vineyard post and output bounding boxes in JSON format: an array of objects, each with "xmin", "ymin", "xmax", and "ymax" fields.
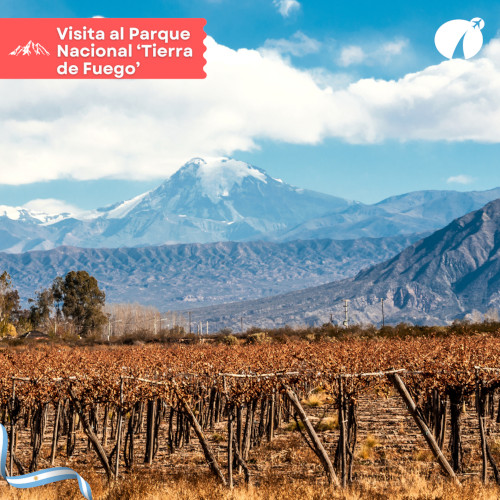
[
  {"xmin": 269, "ymin": 390, "xmax": 276, "ymax": 442},
  {"xmin": 284, "ymin": 386, "xmax": 340, "ymax": 487},
  {"xmin": 228, "ymin": 405, "xmax": 234, "ymax": 489},
  {"xmin": 146, "ymin": 399, "xmax": 157, "ymax": 465},
  {"xmin": 242, "ymin": 399, "xmax": 256, "ymax": 462},
  {"xmin": 175, "ymin": 388, "xmax": 227, "ymax": 486},
  {"xmin": 168, "ymin": 406, "xmax": 174, "ymax": 452},
  {"xmin": 476, "ymin": 379, "xmax": 488, "ymax": 484},
  {"xmin": 115, "ymin": 377, "xmax": 124, "ymax": 479},
  {"xmin": 67, "ymin": 406, "xmax": 76, "ymax": 457},
  {"xmin": 236, "ymin": 405, "xmax": 243, "ymax": 474},
  {"xmin": 338, "ymin": 376, "xmax": 347, "ymax": 488},
  {"xmin": 438, "ymin": 398, "xmax": 447, "ymax": 450},
  {"xmin": 448, "ymin": 389, "xmax": 463, "ymax": 473},
  {"xmin": 232, "ymin": 434, "xmax": 251, "ymax": 485},
  {"xmin": 69, "ymin": 387, "xmax": 114, "ymax": 479},
  {"xmin": 388, "ymin": 373, "xmax": 459, "ymax": 484},
  {"xmin": 474, "ymin": 373, "xmax": 500, "ymax": 485},
  {"xmin": 346, "ymin": 398, "xmax": 357, "ymax": 483},
  {"xmin": 50, "ymin": 399, "xmax": 62, "ymax": 465},
  {"xmin": 102, "ymin": 404, "xmax": 109, "ymax": 447}
]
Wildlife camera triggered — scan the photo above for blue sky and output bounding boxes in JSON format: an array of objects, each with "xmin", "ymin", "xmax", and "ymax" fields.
[{"xmin": 0, "ymin": 0, "xmax": 499, "ymax": 209}]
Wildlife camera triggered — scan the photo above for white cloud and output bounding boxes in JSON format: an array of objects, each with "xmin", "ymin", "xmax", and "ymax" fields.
[
  {"xmin": 23, "ymin": 198, "xmax": 83, "ymax": 215},
  {"xmin": 273, "ymin": 0, "xmax": 300, "ymax": 18},
  {"xmin": 306, "ymin": 67, "xmax": 355, "ymax": 89},
  {"xmin": 261, "ymin": 31, "xmax": 320, "ymax": 57},
  {"xmin": 382, "ymin": 40, "xmax": 407, "ymax": 56},
  {"xmin": 338, "ymin": 38, "xmax": 409, "ymax": 67},
  {"xmin": 447, "ymin": 175, "xmax": 475, "ymax": 185},
  {"xmin": 2, "ymin": 37, "xmax": 500, "ymax": 184},
  {"xmin": 338, "ymin": 46, "xmax": 366, "ymax": 66}
]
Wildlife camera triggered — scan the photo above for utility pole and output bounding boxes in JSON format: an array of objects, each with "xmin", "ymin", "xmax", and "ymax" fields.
[
  {"xmin": 343, "ymin": 300, "xmax": 349, "ymax": 328},
  {"xmin": 381, "ymin": 298, "xmax": 385, "ymax": 328},
  {"xmin": 240, "ymin": 317, "xmax": 243, "ymax": 333},
  {"xmin": 189, "ymin": 311, "xmax": 192, "ymax": 334},
  {"xmin": 206, "ymin": 321, "xmax": 208, "ymax": 335}
]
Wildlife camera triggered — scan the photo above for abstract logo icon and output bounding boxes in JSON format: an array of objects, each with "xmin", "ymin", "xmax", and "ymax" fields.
[
  {"xmin": 9, "ymin": 40, "xmax": 50, "ymax": 56},
  {"xmin": 435, "ymin": 17, "xmax": 484, "ymax": 59}
]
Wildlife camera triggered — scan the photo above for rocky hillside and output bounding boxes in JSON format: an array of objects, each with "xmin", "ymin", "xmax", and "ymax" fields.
[
  {"xmin": 1, "ymin": 235, "xmax": 419, "ymax": 310},
  {"xmin": 189, "ymin": 199, "xmax": 500, "ymax": 330}
]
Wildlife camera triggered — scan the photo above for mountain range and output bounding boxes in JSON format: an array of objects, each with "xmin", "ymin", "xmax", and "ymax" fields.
[
  {"xmin": 1, "ymin": 157, "xmax": 499, "ymax": 253},
  {"xmin": 278, "ymin": 188, "xmax": 500, "ymax": 241},
  {"xmin": 1, "ymin": 156, "xmax": 499, "ymax": 328},
  {"xmin": 1, "ymin": 234, "xmax": 420, "ymax": 310},
  {"xmin": 187, "ymin": 199, "xmax": 500, "ymax": 330}
]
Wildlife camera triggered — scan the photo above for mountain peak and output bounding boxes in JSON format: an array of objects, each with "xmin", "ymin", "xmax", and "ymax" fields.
[{"xmin": 175, "ymin": 157, "xmax": 268, "ymax": 202}]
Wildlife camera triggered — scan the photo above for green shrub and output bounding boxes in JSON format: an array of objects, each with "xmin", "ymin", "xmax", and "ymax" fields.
[
  {"xmin": 220, "ymin": 334, "xmax": 238, "ymax": 345},
  {"xmin": 246, "ymin": 332, "xmax": 269, "ymax": 344}
]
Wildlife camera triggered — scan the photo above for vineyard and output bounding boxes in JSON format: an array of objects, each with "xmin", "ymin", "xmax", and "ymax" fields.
[{"xmin": 2, "ymin": 334, "xmax": 500, "ymax": 496}]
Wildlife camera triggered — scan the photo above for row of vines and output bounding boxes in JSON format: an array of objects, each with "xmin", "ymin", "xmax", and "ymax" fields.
[{"xmin": 1, "ymin": 334, "xmax": 500, "ymax": 489}]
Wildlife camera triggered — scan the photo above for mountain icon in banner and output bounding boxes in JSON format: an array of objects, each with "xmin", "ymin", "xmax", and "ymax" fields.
[{"xmin": 9, "ymin": 40, "xmax": 50, "ymax": 56}]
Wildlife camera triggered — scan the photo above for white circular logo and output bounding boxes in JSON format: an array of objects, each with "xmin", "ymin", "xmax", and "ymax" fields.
[{"xmin": 435, "ymin": 17, "xmax": 485, "ymax": 60}]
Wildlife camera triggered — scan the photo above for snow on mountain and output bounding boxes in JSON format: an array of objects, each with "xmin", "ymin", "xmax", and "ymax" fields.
[
  {"xmin": 0, "ymin": 206, "xmax": 24, "ymax": 221},
  {"xmin": 0, "ymin": 156, "xmax": 498, "ymax": 253},
  {"xmin": 95, "ymin": 191, "xmax": 151, "ymax": 220},
  {"xmin": 131, "ymin": 157, "xmax": 345, "ymax": 226},
  {"xmin": 0, "ymin": 205, "xmax": 67, "ymax": 224},
  {"xmin": 186, "ymin": 157, "xmax": 267, "ymax": 203},
  {"xmin": 0, "ymin": 157, "xmax": 348, "ymax": 252},
  {"xmin": 0, "ymin": 198, "xmax": 87, "ymax": 226}
]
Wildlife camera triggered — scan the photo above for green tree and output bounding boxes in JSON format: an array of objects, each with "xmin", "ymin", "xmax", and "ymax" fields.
[
  {"xmin": 52, "ymin": 270, "xmax": 107, "ymax": 336},
  {"xmin": 29, "ymin": 288, "xmax": 55, "ymax": 330},
  {"xmin": 0, "ymin": 271, "xmax": 21, "ymax": 336}
]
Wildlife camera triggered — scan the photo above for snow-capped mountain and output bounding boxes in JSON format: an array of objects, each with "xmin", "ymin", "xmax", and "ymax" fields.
[
  {"xmin": 0, "ymin": 205, "xmax": 72, "ymax": 224},
  {"xmin": 9, "ymin": 41, "xmax": 50, "ymax": 56},
  {"xmin": 94, "ymin": 157, "xmax": 347, "ymax": 227},
  {"xmin": 0, "ymin": 157, "xmax": 349, "ymax": 252},
  {"xmin": 0, "ymin": 157, "xmax": 498, "ymax": 253}
]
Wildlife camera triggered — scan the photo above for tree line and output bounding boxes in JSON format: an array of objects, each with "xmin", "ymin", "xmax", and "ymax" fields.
[{"xmin": 0, "ymin": 270, "xmax": 106, "ymax": 338}]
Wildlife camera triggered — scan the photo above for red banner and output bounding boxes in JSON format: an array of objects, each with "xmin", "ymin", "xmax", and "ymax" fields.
[{"xmin": 0, "ymin": 18, "xmax": 207, "ymax": 79}]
